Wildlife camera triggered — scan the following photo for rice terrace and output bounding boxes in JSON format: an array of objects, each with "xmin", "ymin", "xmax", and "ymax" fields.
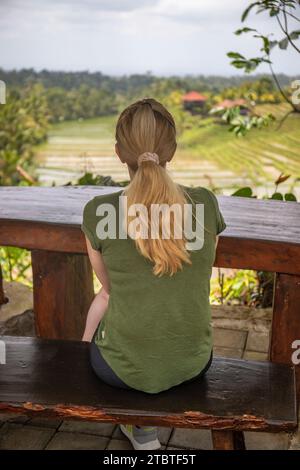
[{"xmin": 36, "ymin": 102, "xmax": 300, "ymax": 198}]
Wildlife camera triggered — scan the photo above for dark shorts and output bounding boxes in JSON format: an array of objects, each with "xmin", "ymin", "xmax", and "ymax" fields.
[{"xmin": 89, "ymin": 331, "xmax": 213, "ymax": 393}]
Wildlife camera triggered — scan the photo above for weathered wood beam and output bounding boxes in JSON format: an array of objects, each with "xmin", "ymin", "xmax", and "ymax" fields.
[
  {"xmin": 0, "ymin": 264, "xmax": 8, "ymax": 306},
  {"xmin": 31, "ymin": 250, "xmax": 94, "ymax": 340},
  {"xmin": 270, "ymin": 273, "xmax": 300, "ymax": 395},
  {"xmin": 1, "ymin": 221, "xmax": 300, "ymax": 275},
  {"xmin": 0, "ymin": 402, "xmax": 296, "ymax": 433}
]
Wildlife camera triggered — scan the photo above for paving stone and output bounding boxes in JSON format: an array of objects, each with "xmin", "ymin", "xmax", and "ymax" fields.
[
  {"xmin": 28, "ymin": 417, "xmax": 62, "ymax": 429},
  {"xmin": 45, "ymin": 431, "xmax": 108, "ymax": 450},
  {"xmin": 106, "ymin": 438, "xmax": 166, "ymax": 450},
  {"xmin": 0, "ymin": 281, "xmax": 33, "ymax": 323},
  {"xmin": 281, "ymin": 366, "xmax": 300, "ymax": 450},
  {"xmin": 243, "ymin": 351, "xmax": 268, "ymax": 361},
  {"xmin": 244, "ymin": 431, "xmax": 290, "ymax": 450},
  {"xmin": 106, "ymin": 438, "xmax": 136, "ymax": 450},
  {"xmin": 166, "ymin": 446, "xmax": 186, "ymax": 450},
  {"xmin": 213, "ymin": 328, "xmax": 247, "ymax": 350},
  {"xmin": 168, "ymin": 428, "xmax": 213, "ymax": 450},
  {"xmin": 0, "ymin": 412, "xmax": 30, "ymax": 424},
  {"xmin": 59, "ymin": 420, "xmax": 115, "ymax": 437},
  {"xmin": 0, "ymin": 423, "xmax": 55, "ymax": 450},
  {"xmin": 211, "ymin": 305, "xmax": 272, "ymax": 333},
  {"xmin": 157, "ymin": 427, "xmax": 173, "ymax": 445},
  {"xmin": 289, "ymin": 429, "xmax": 300, "ymax": 450},
  {"xmin": 112, "ymin": 425, "xmax": 172, "ymax": 445},
  {"xmin": 246, "ymin": 331, "xmax": 270, "ymax": 353},
  {"xmin": 213, "ymin": 347, "xmax": 243, "ymax": 359}
]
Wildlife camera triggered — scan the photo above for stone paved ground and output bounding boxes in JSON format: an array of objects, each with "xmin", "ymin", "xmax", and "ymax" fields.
[{"xmin": 0, "ymin": 320, "xmax": 298, "ymax": 450}]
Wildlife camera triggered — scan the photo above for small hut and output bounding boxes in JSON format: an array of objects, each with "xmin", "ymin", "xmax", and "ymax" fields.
[
  {"xmin": 182, "ymin": 91, "xmax": 207, "ymax": 114},
  {"xmin": 213, "ymin": 99, "xmax": 250, "ymax": 115}
]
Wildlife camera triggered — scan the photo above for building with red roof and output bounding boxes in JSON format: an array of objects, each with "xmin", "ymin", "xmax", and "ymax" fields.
[
  {"xmin": 212, "ymin": 98, "xmax": 250, "ymax": 116},
  {"xmin": 216, "ymin": 98, "xmax": 247, "ymax": 109},
  {"xmin": 182, "ymin": 91, "xmax": 207, "ymax": 102},
  {"xmin": 182, "ymin": 91, "xmax": 207, "ymax": 114}
]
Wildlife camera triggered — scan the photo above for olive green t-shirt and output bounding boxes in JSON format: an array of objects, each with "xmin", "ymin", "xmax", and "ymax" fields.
[{"xmin": 81, "ymin": 185, "xmax": 226, "ymax": 394}]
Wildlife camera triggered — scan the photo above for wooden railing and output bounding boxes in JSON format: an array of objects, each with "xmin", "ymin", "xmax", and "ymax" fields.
[{"xmin": 1, "ymin": 185, "xmax": 300, "ymax": 393}]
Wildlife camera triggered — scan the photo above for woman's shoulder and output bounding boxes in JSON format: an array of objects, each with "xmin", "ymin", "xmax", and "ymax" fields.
[
  {"xmin": 85, "ymin": 188, "xmax": 124, "ymax": 209},
  {"xmin": 180, "ymin": 184, "xmax": 216, "ymax": 203},
  {"xmin": 181, "ymin": 184, "xmax": 226, "ymax": 235}
]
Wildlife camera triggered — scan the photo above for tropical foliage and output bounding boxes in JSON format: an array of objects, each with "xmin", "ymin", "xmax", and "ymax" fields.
[{"xmin": 0, "ymin": 84, "xmax": 48, "ymax": 185}]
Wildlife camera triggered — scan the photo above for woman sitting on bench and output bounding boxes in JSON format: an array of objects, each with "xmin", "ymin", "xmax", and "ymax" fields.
[{"xmin": 81, "ymin": 98, "xmax": 226, "ymax": 450}]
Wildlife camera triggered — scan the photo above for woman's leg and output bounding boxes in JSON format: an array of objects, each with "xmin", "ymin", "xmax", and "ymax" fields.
[
  {"xmin": 89, "ymin": 339, "xmax": 133, "ymax": 390},
  {"xmin": 89, "ymin": 338, "xmax": 161, "ymax": 450},
  {"xmin": 182, "ymin": 350, "xmax": 213, "ymax": 385}
]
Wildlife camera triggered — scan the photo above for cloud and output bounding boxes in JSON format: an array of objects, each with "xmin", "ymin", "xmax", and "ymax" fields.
[
  {"xmin": 0, "ymin": 0, "xmax": 161, "ymax": 33},
  {"xmin": 0, "ymin": 0, "xmax": 266, "ymax": 33},
  {"xmin": 0, "ymin": 0, "xmax": 298, "ymax": 75},
  {"xmin": 0, "ymin": 0, "xmax": 160, "ymax": 15},
  {"xmin": 57, "ymin": 0, "xmax": 160, "ymax": 11},
  {"xmin": 151, "ymin": 0, "xmax": 246, "ymax": 24}
]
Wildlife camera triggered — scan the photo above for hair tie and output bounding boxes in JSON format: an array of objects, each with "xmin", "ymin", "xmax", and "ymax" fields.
[{"xmin": 137, "ymin": 152, "xmax": 159, "ymax": 167}]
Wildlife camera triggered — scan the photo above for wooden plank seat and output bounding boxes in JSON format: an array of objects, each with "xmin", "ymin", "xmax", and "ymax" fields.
[{"xmin": 0, "ymin": 336, "xmax": 297, "ymax": 450}]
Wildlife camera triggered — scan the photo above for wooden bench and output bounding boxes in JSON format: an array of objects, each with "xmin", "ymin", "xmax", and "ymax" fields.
[
  {"xmin": 0, "ymin": 336, "xmax": 297, "ymax": 450},
  {"xmin": 1, "ymin": 186, "xmax": 300, "ymax": 399}
]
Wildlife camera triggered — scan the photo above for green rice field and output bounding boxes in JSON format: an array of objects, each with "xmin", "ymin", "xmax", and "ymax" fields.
[{"xmin": 36, "ymin": 104, "xmax": 300, "ymax": 197}]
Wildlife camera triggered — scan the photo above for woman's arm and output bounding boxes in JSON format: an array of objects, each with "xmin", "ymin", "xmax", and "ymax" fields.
[
  {"xmin": 82, "ymin": 287, "xmax": 109, "ymax": 342},
  {"xmin": 82, "ymin": 236, "xmax": 110, "ymax": 342},
  {"xmin": 85, "ymin": 236, "xmax": 110, "ymax": 291}
]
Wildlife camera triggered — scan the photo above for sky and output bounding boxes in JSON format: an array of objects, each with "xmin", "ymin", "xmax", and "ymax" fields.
[{"xmin": 0, "ymin": 0, "xmax": 299, "ymax": 76}]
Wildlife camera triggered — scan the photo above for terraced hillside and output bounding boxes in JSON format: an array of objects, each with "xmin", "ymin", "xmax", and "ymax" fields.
[
  {"xmin": 36, "ymin": 104, "xmax": 300, "ymax": 197},
  {"xmin": 180, "ymin": 104, "xmax": 300, "ymax": 185}
]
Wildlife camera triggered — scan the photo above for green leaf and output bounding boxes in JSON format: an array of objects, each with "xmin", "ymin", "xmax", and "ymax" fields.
[
  {"xmin": 269, "ymin": 40, "xmax": 278, "ymax": 49},
  {"xmin": 284, "ymin": 193, "xmax": 297, "ymax": 202},
  {"xmin": 278, "ymin": 37, "xmax": 289, "ymax": 50},
  {"xmin": 269, "ymin": 8, "xmax": 280, "ymax": 16},
  {"xmin": 271, "ymin": 192, "xmax": 284, "ymax": 200},
  {"xmin": 262, "ymin": 36, "xmax": 271, "ymax": 54},
  {"xmin": 231, "ymin": 187, "xmax": 253, "ymax": 198},
  {"xmin": 290, "ymin": 30, "xmax": 300, "ymax": 40},
  {"xmin": 260, "ymin": 58, "xmax": 272, "ymax": 65},
  {"xmin": 235, "ymin": 27, "xmax": 257, "ymax": 35},
  {"xmin": 241, "ymin": 2, "xmax": 260, "ymax": 22},
  {"xmin": 227, "ymin": 51, "xmax": 246, "ymax": 59},
  {"xmin": 230, "ymin": 60, "xmax": 249, "ymax": 70}
]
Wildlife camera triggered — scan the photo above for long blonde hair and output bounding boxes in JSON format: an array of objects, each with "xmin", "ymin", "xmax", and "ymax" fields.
[{"xmin": 115, "ymin": 98, "xmax": 191, "ymax": 276}]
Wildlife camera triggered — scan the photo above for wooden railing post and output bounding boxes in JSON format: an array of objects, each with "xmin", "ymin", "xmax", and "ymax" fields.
[
  {"xmin": 270, "ymin": 273, "xmax": 300, "ymax": 395},
  {"xmin": 211, "ymin": 430, "xmax": 245, "ymax": 450},
  {"xmin": 31, "ymin": 250, "xmax": 94, "ymax": 340},
  {"xmin": 0, "ymin": 264, "xmax": 8, "ymax": 306}
]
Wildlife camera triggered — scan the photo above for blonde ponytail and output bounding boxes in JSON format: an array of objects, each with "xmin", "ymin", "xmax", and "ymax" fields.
[{"xmin": 115, "ymin": 98, "xmax": 192, "ymax": 276}]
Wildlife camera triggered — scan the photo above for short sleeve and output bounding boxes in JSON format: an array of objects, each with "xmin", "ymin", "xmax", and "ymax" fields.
[
  {"xmin": 206, "ymin": 189, "xmax": 227, "ymax": 235},
  {"xmin": 81, "ymin": 198, "xmax": 101, "ymax": 251}
]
